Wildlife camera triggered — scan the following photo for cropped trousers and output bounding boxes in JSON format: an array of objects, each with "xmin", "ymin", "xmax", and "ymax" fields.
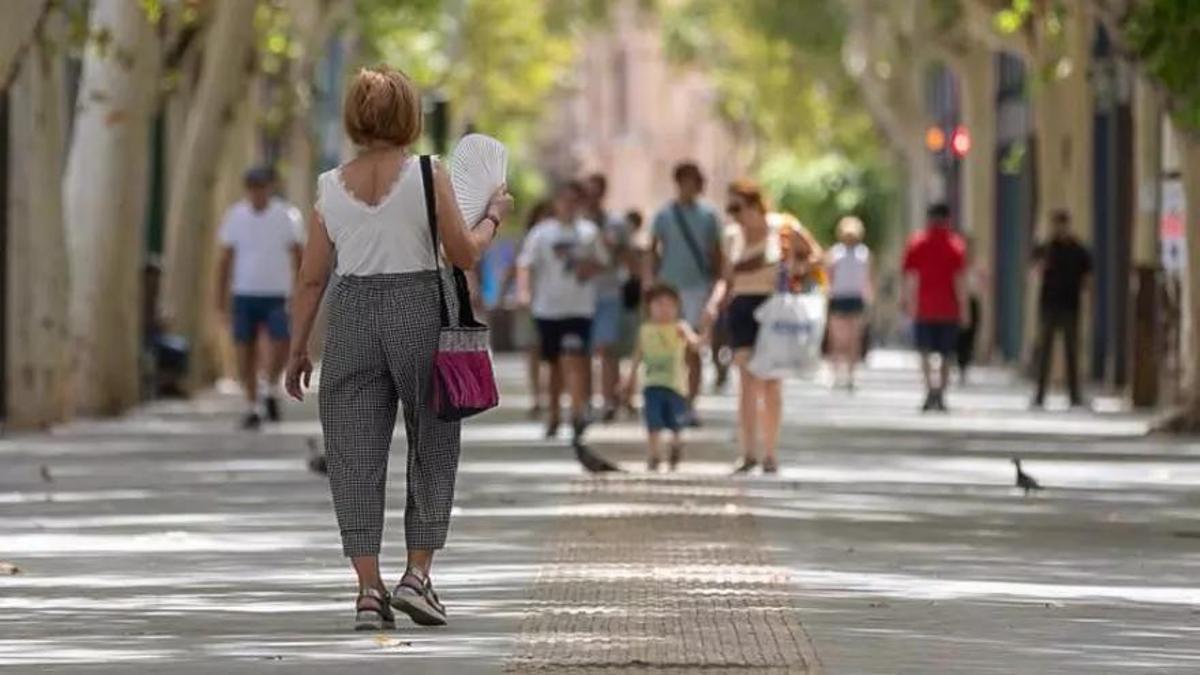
[{"xmin": 319, "ymin": 271, "xmax": 461, "ymax": 557}]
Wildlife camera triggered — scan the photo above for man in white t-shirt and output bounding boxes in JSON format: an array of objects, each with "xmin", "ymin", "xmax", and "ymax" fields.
[
  {"xmin": 217, "ymin": 167, "xmax": 303, "ymax": 429},
  {"xmin": 516, "ymin": 181, "xmax": 608, "ymax": 447}
]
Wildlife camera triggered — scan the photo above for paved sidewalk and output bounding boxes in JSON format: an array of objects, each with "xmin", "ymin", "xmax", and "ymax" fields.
[{"xmin": 2, "ymin": 351, "xmax": 1199, "ymax": 673}]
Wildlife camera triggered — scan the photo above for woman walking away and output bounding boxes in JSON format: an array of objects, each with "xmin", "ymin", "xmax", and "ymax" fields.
[
  {"xmin": 826, "ymin": 216, "xmax": 873, "ymax": 391},
  {"xmin": 285, "ymin": 66, "xmax": 513, "ymax": 630},
  {"xmin": 705, "ymin": 181, "xmax": 822, "ymax": 475}
]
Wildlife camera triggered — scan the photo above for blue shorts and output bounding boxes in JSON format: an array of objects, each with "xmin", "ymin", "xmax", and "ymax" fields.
[
  {"xmin": 914, "ymin": 321, "xmax": 958, "ymax": 356},
  {"xmin": 232, "ymin": 295, "xmax": 290, "ymax": 343},
  {"xmin": 642, "ymin": 386, "xmax": 688, "ymax": 432},
  {"xmin": 592, "ymin": 295, "xmax": 622, "ymax": 348}
]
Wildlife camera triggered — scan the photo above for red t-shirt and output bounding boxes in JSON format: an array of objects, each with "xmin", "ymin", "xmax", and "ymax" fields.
[{"xmin": 902, "ymin": 226, "xmax": 966, "ymax": 322}]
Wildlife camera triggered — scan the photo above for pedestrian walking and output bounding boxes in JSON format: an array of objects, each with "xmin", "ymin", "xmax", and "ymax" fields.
[
  {"xmin": 217, "ymin": 166, "xmax": 304, "ymax": 430},
  {"xmin": 1031, "ymin": 210, "xmax": 1092, "ymax": 408},
  {"xmin": 707, "ymin": 180, "xmax": 822, "ymax": 474},
  {"xmin": 284, "ymin": 65, "xmax": 513, "ymax": 630},
  {"xmin": 516, "ymin": 181, "xmax": 608, "ymax": 445},
  {"xmin": 647, "ymin": 162, "xmax": 724, "ymax": 425},
  {"xmin": 901, "ymin": 203, "xmax": 967, "ymax": 412},
  {"xmin": 618, "ymin": 209, "xmax": 648, "ymax": 416},
  {"xmin": 583, "ymin": 173, "xmax": 631, "ymax": 422},
  {"xmin": 502, "ymin": 200, "xmax": 554, "ymax": 418},
  {"xmin": 825, "ymin": 216, "xmax": 873, "ymax": 391},
  {"xmin": 623, "ymin": 284, "xmax": 700, "ymax": 472},
  {"xmin": 956, "ymin": 240, "xmax": 986, "ymax": 385}
]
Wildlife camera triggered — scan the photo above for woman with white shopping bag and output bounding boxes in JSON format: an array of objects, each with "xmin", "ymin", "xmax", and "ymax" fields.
[{"xmin": 702, "ymin": 180, "xmax": 823, "ymax": 475}]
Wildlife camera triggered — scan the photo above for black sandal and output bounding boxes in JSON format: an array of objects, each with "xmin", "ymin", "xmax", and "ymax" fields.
[{"xmin": 355, "ymin": 586, "xmax": 396, "ymax": 631}]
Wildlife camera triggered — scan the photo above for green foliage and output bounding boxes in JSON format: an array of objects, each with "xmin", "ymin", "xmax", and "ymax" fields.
[
  {"xmin": 661, "ymin": 0, "xmax": 896, "ymax": 242},
  {"xmin": 759, "ymin": 151, "xmax": 894, "ymax": 249},
  {"xmin": 662, "ymin": 0, "xmax": 874, "ymax": 162},
  {"xmin": 358, "ymin": 0, "xmax": 579, "ymax": 225},
  {"xmin": 1123, "ymin": 0, "xmax": 1200, "ymax": 133}
]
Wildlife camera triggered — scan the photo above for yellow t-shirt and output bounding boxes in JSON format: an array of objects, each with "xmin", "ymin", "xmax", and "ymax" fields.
[{"xmin": 640, "ymin": 322, "xmax": 687, "ymax": 395}]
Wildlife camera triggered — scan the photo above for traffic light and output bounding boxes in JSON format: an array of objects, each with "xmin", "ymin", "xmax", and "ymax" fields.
[{"xmin": 950, "ymin": 125, "xmax": 971, "ymax": 158}]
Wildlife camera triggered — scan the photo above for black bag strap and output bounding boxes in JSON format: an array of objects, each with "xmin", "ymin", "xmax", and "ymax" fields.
[
  {"xmin": 671, "ymin": 203, "xmax": 710, "ymax": 277},
  {"xmin": 419, "ymin": 155, "xmax": 483, "ymax": 328}
]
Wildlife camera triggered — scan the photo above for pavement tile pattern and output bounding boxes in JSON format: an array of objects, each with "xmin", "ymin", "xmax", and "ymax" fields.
[{"xmin": 506, "ymin": 476, "xmax": 820, "ymax": 673}]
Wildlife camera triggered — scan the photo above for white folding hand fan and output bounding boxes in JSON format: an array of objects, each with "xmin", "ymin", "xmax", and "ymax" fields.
[{"xmin": 451, "ymin": 133, "xmax": 508, "ymax": 226}]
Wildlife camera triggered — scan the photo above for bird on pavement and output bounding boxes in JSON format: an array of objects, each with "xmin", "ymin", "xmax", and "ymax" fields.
[
  {"xmin": 574, "ymin": 441, "xmax": 621, "ymax": 474},
  {"xmin": 307, "ymin": 437, "xmax": 328, "ymax": 476},
  {"xmin": 1012, "ymin": 458, "xmax": 1041, "ymax": 495}
]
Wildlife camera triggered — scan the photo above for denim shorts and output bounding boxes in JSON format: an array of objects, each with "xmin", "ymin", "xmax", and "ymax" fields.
[
  {"xmin": 642, "ymin": 386, "xmax": 688, "ymax": 432},
  {"xmin": 591, "ymin": 295, "xmax": 622, "ymax": 348},
  {"xmin": 232, "ymin": 295, "xmax": 290, "ymax": 343}
]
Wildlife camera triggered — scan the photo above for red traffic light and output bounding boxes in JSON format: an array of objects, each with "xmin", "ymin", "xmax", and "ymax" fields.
[{"xmin": 950, "ymin": 125, "xmax": 971, "ymax": 157}]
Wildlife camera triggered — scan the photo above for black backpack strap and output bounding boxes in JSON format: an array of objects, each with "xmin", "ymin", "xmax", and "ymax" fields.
[
  {"xmin": 671, "ymin": 203, "xmax": 711, "ymax": 277},
  {"xmin": 419, "ymin": 155, "xmax": 450, "ymax": 327}
]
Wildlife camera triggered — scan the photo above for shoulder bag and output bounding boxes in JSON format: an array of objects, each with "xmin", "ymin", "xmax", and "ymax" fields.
[{"xmin": 419, "ymin": 155, "xmax": 499, "ymax": 421}]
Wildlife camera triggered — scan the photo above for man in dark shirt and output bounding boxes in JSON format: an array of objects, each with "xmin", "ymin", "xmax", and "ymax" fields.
[{"xmin": 1031, "ymin": 210, "xmax": 1092, "ymax": 408}]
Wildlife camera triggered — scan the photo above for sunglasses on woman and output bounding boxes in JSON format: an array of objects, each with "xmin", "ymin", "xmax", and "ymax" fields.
[{"xmin": 726, "ymin": 203, "xmax": 743, "ymax": 216}]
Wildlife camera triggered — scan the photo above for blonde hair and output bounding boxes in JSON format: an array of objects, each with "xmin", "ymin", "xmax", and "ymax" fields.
[
  {"xmin": 343, "ymin": 65, "xmax": 422, "ymax": 147},
  {"xmin": 836, "ymin": 216, "xmax": 865, "ymax": 243}
]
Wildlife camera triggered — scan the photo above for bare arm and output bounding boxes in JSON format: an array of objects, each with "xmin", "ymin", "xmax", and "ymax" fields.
[
  {"xmin": 217, "ymin": 247, "xmax": 234, "ymax": 313},
  {"xmin": 290, "ymin": 212, "xmax": 334, "ymax": 359},
  {"xmin": 515, "ymin": 265, "xmax": 533, "ymax": 308},
  {"xmin": 290, "ymin": 243, "xmax": 303, "ymax": 282},
  {"xmin": 677, "ymin": 320, "xmax": 702, "ymax": 350}
]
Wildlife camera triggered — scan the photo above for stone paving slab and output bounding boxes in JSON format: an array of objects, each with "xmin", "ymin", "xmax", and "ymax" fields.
[{"xmin": 506, "ymin": 477, "xmax": 820, "ymax": 673}]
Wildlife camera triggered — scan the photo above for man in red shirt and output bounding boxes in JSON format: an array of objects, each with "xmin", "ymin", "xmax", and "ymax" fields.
[{"xmin": 902, "ymin": 203, "xmax": 967, "ymax": 411}]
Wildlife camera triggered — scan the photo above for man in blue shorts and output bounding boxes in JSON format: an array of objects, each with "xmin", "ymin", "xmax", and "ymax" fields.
[
  {"xmin": 217, "ymin": 167, "xmax": 304, "ymax": 429},
  {"xmin": 902, "ymin": 203, "xmax": 967, "ymax": 412}
]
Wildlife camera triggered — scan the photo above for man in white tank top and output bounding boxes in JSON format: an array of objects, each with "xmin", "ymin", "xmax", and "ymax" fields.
[{"xmin": 217, "ymin": 167, "xmax": 303, "ymax": 429}]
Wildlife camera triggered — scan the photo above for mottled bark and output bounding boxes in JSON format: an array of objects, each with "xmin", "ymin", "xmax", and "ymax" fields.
[
  {"xmin": 63, "ymin": 0, "xmax": 160, "ymax": 415},
  {"xmin": 6, "ymin": 9, "xmax": 70, "ymax": 428},
  {"xmin": 159, "ymin": 0, "xmax": 257, "ymax": 391}
]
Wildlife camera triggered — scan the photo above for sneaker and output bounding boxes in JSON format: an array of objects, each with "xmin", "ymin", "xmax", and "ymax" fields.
[
  {"xmin": 731, "ymin": 457, "xmax": 758, "ymax": 475},
  {"xmin": 544, "ymin": 420, "xmax": 560, "ymax": 439},
  {"xmin": 933, "ymin": 389, "xmax": 949, "ymax": 413},
  {"xmin": 647, "ymin": 456, "xmax": 661, "ymax": 472},
  {"xmin": 761, "ymin": 457, "xmax": 779, "ymax": 475},
  {"xmin": 264, "ymin": 396, "xmax": 281, "ymax": 423},
  {"xmin": 668, "ymin": 442, "xmax": 683, "ymax": 472},
  {"xmin": 571, "ymin": 416, "xmax": 591, "ymax": 445},
  {"xmin": 601, "ymin": 406, "xmax": 617, "ymax": 424},
  {"xmin": 241, "ymin": 412, "xmax": 262, "ymax": 430},
  {"xmin": 391, "ymin": 569, "xmax": 447, "ymax": 627},
  {"xmin": 354, "ymin": 586, "xmax": 395, "ymax": 631}
]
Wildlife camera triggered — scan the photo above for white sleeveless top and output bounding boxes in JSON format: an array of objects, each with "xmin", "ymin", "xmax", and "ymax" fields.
[
  {"xmin": 314, "ymin": 157, "xmax": 438, "ymax": 276},
  {"xmin": 828, "ymin": 242, "xmax": 870, "ymax": 299}
]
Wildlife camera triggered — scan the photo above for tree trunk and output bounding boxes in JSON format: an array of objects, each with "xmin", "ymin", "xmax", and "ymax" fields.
[
  {"xmin": 1130, "ymin": 76, "xmax": 1161, "ymax": 408},
  {"xmin": 958, "ymin": 43, "xmax": 997, "ymax": 360},
  {"xmin": 160, "ymin": 0, "xmax": 257, "ymax": 392},
  {"xmin": 6, "ymin": 9, "xmax": 70, "ymax": 429},
  {"xmin": 0, "ymin": 0, "xmax": 50, "ymax": 91},
  {"xmin": 63, "ymin": 0, "xmax": 160, "ymax": 416},
  {"xmin": 202, "ymin": 78, "xmax": 261, "ymax": 385},
  {"xmin": 1177, "ymin": 131, "xmax": 1200, "ymax": 426},
  {"xmin": 1026, "ymin": 4, "xmax": 1093, "ymax": 365}
]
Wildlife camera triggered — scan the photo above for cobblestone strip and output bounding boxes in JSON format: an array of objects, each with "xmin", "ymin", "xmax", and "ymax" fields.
[{"xmin": 506, "ymin": 477, "xmax": 821, "ymax": 673}]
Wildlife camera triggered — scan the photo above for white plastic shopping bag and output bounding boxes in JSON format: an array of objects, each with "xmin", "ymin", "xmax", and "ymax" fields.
[{"xmin": 748, "ymin": 291, "xmax": 827, "ymax": 379}]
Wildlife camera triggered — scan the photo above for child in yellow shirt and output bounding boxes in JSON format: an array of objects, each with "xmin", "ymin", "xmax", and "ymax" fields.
[{"xmin": 623, "ymin": 284, "xmax": 700, "ymax": 471}]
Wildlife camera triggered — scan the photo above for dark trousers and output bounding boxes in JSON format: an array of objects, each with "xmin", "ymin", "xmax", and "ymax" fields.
[
  {"xmin": 1034, "ymin": 308, "xmax": 1081, "ymax": 404},
  {"xmin": 956, "ymin": 296, "xmax": 981, "ymax": 371}
]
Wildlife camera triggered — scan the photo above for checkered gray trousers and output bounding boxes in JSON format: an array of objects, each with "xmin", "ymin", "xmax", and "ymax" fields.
[{"xmin": 319, "ymin": 271, "xmax": 462, "ymax": 557}]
